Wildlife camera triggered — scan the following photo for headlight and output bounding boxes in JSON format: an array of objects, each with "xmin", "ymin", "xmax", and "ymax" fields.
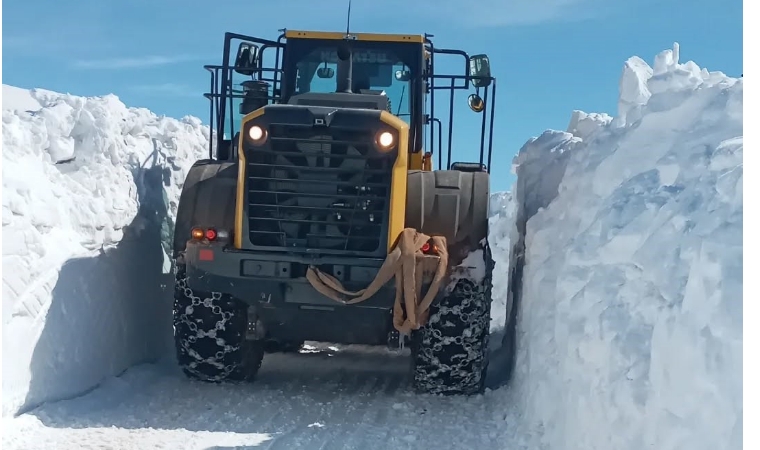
[
  {"xmin": 247, "ymin": 124, "xmax": 267, "ymax": 145},
  {"xmin": 375, "ymin": 130, "xmax": 395, "ymax": 151}
]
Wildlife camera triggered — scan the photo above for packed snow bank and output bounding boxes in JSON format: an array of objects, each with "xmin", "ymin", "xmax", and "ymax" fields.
[
  {"xmin": 489, "ymin": 191, "xmax": 515, "ymax": 334},
  {"xmin": 508, "ymin": 44, "xmax": 742, "ymax": 450},
  {"xmin": 2, "ymin": 85, "xmax": 208, "ymax": 416}
]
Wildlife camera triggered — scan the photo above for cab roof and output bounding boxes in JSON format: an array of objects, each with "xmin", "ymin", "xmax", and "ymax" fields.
[{"xmin": 284, "ymin": 29, "xmax": 425, "ymax": 43}]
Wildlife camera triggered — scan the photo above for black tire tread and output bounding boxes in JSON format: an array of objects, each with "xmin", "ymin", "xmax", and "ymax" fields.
[
  {"xmin": 412, "ymin": 243, "xmax": 494, "ymax": 395},
  {"xmin": 173, "ymin": 263, "xmax": 264, "ymax": 382}
]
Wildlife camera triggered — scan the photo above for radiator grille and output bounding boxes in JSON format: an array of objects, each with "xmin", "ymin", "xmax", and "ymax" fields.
[{"xmin": 245, "ymin": 124, "xmax": 393, "ymax": 256}]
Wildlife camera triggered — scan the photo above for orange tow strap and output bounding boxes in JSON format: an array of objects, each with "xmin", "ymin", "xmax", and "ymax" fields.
[{"xmin": 305, "ymin": 228, "xmax": 448, "ymax": 334}]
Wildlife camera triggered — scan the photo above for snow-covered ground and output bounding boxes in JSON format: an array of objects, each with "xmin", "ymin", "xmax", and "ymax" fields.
[{"xmin": 1, "ymin": 43, "xmax": 742, "ymax": 450}]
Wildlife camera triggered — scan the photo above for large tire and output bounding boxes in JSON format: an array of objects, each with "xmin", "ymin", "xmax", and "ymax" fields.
[
  {"xmin": 406, "ymin": 169, "xmax": 493, "ymax": 395},
  {"xmin": 173, "ymin": 264, "xmax": 264, "ymax": 382},
  {"xmin": 411, "ymin": 241, "xmax": 494, "ymax": 395}
]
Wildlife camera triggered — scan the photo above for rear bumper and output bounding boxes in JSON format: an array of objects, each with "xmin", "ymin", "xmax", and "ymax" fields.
[
  {"xmin": 183, "ymin": 241, "xmax": 395, "ymax": 309},
  {"xmin": 182, "ymin": 242, "xmax": 397, "ymax": 345}
]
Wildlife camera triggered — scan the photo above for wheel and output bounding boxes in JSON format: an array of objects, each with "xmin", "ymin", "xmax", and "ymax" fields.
[
  {"xmin": 411, "ymin": 241, "xmax": 494, "ymax": 395},
  {"xmin": 173, "ymin": 263, "xmax": 264, "ymax": 382}
]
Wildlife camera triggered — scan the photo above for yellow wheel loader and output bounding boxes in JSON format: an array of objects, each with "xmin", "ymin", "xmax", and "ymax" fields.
[{"xmin": 172, "ymin": 29, "xmax": 498, "ymax": 395}]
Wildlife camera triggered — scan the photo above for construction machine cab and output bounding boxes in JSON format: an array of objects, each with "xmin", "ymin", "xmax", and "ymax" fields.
[{"xmin": 203, "ymin": 30, "xmax": 496, "ymax": 172}]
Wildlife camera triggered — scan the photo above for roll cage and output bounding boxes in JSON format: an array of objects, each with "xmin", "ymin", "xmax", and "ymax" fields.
[{"xmin": 203, "ymin": 31, "xmax": 496, "ymax": 172}]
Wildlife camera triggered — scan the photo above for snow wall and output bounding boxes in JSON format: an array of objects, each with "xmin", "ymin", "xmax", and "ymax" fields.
[
  {"xmin": 2, "ymin": 85, "xmax": 209, "ymax": 415},
  {"xmin": 505, "ymin": 43, "xmax": 742, "ymax": 450}
]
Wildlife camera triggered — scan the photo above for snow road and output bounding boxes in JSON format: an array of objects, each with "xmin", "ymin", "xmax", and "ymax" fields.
[
  {"xmin": 1, "ymin": 44, "xmax": 742, "ymax": 450},
  {"xmin": 4, "ymin": 344, "xmax": 521, "ymax": 450}
]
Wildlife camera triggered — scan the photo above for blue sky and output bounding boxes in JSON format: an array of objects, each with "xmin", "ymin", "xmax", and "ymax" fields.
[{"xmin": 2, "ymin": 0, "xmax": 742, "ymax": 192}]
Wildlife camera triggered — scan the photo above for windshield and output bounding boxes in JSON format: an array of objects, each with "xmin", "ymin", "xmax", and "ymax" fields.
[{"xmin": 286, "ymin": 44, "xmax": 415, "ymax": 123}]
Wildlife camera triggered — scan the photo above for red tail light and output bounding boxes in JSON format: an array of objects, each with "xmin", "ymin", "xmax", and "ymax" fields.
[
  {"xmin": 420, "ymin": 241, "xmax": 440, "ymax": 254},
  {"xmin": 191, "ymin": 227, "xmax": 228, "ymax": 242}
]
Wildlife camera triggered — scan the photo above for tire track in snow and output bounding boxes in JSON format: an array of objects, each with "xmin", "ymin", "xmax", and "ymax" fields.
[
  {"xmin": 259, "ymin": 345, "xmax": 409, "ymax": 450},
  {"xmin": 286, "ymin": 366, "xmax": 402, "ymax": 449},
  {"xmin": 5, "ymin": 344, "xmax": 518, "ymax": 450}
]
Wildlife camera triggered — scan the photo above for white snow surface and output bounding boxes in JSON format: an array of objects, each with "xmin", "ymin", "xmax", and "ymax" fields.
[
  {"xmin": 1, "ymin": 43, "xmax": 742, "ymax": 450},
  {"xmin": 2, "ymin": 85, "xmax": 43, "ymax": 113},
  {"xmin": 488, "ymin": 190, "xmax": 516, "ymax": 334}
]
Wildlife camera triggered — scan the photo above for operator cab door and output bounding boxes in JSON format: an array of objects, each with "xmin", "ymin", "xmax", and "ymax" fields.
[{"xmin": 215, "ymin": 33, "xmax": 283, "ymax": 161}]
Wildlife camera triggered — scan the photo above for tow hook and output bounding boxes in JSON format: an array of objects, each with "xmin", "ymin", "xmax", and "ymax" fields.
[
  {"xmin": 246, "ymin": 307, "xmax": 265, "ymax": 341},
  {"xmin": 386, "ymin": 330, "xmax": 410, "ymax": 351}
]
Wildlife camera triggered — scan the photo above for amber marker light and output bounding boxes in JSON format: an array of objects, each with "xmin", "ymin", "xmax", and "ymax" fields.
[{"xmin": 191, "ymin": 228, "xmax": 205, "ymax": 240}]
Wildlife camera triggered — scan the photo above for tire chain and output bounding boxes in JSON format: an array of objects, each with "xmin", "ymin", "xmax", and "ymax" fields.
[
  {"xmin": 413, "ymin": 246, "xmax": 494, "ymax": 395},
  {"xmin": 173, "ymin": 265, "xmax": 246, "ymax": 382}
]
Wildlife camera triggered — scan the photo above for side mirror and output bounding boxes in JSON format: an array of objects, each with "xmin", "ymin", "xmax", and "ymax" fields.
[
  {"xmin": 468, "ymin": 93, "xmax": 485, "ymax": 113},
  {"xmin": 469, "ymin": 54, "xmax": 492, "ymax": 88},
  {"xmin": 234, "ymin": 42, "xmax": 259, "ymax": 76},
  {"xmin": 394, "ymin": 70, "xmax": 411, "ymax": 81},
  {"xmin": 317, "ymin": 67, "xmax": 335, "ymax": 78}
]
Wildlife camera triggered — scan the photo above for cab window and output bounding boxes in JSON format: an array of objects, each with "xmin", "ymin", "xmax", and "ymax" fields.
[{"xmin": 287, "ymin": 45, "xmax": 414, "ymax": 123}]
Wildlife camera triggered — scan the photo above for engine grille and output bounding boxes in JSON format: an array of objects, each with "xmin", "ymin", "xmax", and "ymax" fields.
[{"xmin": 245, "ymin": 124, "xmax": 394, "ymax": 256}]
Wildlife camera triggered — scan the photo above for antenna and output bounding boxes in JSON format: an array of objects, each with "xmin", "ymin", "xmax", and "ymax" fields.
[
  {"xmin": 338, "ymin": 0, "xmax": 354, "ymax": 94},
  {"xmin": 346, "ymin": 0, "xmax": 352, "ymax": 36}
]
